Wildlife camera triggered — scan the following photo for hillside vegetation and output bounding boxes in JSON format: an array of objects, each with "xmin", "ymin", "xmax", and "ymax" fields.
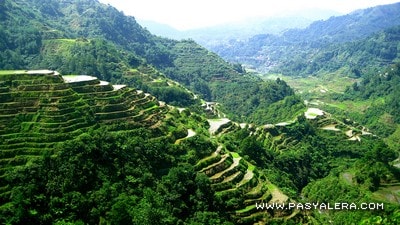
[
  {"xmin": 0, "ymin": 70, "xmax": 224, "ymax": 224},
  {"xmin": 207, "ymin": 1, "xmax": 400, "ymax": 147},
  {"xmin": 210, "ymin": 2, "xmax": 400, "ymax": 74},
  {"xmin": 1, "ymin": 70, "xmax": 399, "ymax": 224},
  {"xmin": 334, "ymin": 63, "xmax": 400, "ymax": 147},
  {"xmin": 274, "ymin": 25, "xmax": 400, "ymax": 77},
  {"xmin": 1, "ymin": 0, "xmax": 400, "ymax": 224},
  {"xmin": 0, "ymin": 0, "xmax": 301, "ymax": 125}
]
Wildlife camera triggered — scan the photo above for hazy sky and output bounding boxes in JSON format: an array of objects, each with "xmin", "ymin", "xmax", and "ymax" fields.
[{"xmin": 98, "ymin": 0, "xmax": 400, "ymax": 30}]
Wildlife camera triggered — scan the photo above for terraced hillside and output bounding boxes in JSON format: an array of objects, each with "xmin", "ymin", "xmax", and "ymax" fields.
[
  {"xmin": 193, "ymin": 118, "xmax": 298, "ymax": 224},
  {"xmin": 193, "ymin": 104, "xmax": 392, "ymax": 224},
  {"xmin": 0, "ymin": 70, "xmax": 302, "ymax": 224},
  {"xmin": 195, "ymin": 146, "xmax": 297, "ymax": 224},
  {"xmin": 0, "ymin": 70, "xmax": 165, "ymax": 201},
  {"xmin": 1, "ymin": 71, "xmax": 398, "ymax": 224}
]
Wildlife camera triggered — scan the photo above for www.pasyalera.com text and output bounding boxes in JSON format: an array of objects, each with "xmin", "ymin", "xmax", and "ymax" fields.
[{"xmin": 255, "ymin": 202, "xmax": 384, "ymax": 210}]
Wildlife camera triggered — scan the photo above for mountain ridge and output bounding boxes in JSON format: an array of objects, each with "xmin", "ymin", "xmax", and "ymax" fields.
[
  {"xmin": 139, "ymin": 8, "xmax": 341, "ymax": 47},
  {"xmin": 1, "ymin": 0, "xmax": 399, "ymax": 224},
  {"xmin": 209, "ymin": 2, "xmax": 400, "ymax": 73},
  {"xmin": 0, "ymin": 0, "xmax": 302, "ymax": 124}
]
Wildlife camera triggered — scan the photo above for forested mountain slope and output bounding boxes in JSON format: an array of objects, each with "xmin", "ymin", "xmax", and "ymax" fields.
[
  {"xmin": 0, "ymin": 0, "xmax": 301, "ymax": 124},
  {"xmin": 275, "ymin": 25, "xmax": 400, "ymax": 76},
  {"xmin": 283, "ymin": 2, "xmax": 400, "ymax": 45},
  {"xmin": 1, "ymin": 0, "xmax": 400, "ymax": 224},
  {"xmin": 1, "ymin": 70, "xmax": 399, "ymax": 224},
  {"xmin": 211, "ymin": 2, "xmax": 400, "ymax": 73},
  {"xmin": 0, "ymin": 70, "xmax": 223, "ymax": 224},
  {"xmin": 333, "ymin": 63, "xmax": 400, "ymax": 146}
]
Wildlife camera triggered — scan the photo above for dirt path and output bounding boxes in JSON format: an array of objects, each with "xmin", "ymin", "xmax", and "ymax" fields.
[
  {"xmin": 215, "ymin": 145, "xmax": 222, "ymax": 154},
  {"xmin": 187, "ymin": 129, "xmax": 196, "ymax": 138},
  {"xmin": 177, "ymin": 107, "xmax": 186, "ymax": 113},
  {"xmin": 112, "ymin": 84, "xmax": 126, "ymax": 90},
  {"xmin": 62, "ymin": 75, "xmax": 97, "ymax": 83},
  {"xmin": 237, "ymin": 169, "xmax": 254, "ymax": 187}
]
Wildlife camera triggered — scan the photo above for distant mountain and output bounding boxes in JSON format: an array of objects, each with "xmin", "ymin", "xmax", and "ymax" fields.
[
  {"xmin": 275, "ymin": 25, "xmax": 400, "ymax": 76},
  {"xmin": 282, "ymin": 2, "xmax": 400, "ymax": 44},
  {"xmin": 210, "ymin": 2, "xmax": 400, "ymax": 73},
  {"xmin": 138, "ymin": 19, "xmax": 181, "ymax": 38},
  {"xmin": 138, "ymin": 8, "xmax": 341, "ymax": 47}
]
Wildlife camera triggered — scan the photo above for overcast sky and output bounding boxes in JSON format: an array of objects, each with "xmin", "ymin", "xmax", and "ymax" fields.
[{"xmin": 98, "ymin": 0, "xmax": 400, "ymax": 30}]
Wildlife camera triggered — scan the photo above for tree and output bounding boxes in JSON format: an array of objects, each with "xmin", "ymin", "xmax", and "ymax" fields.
[
  {"xmin": 131, "ymin": 188, "xmax": 175, "ymax": 225},
  {"xmin": 366, "ymin": 142, "xmax": 397, "ymax": 164},
  {"xmin": 239, "ymin": 136, "xmax": 270, "ymax": 166}
]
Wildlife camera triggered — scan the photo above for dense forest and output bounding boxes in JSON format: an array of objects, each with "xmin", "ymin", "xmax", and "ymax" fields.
[
  {"xmin": 2, "ymin": 116, "xmax": 228, "ymax": 224},
  {"xmin": 0, "ymin": 0, "xmax": 399, "ymax": 224}
]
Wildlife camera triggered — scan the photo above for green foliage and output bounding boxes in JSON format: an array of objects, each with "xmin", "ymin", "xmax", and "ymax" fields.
[
  {"xmin": 1, "ymin": 0, "xmax": 300, "ymax": 119},
  {"xmin": 239, "ymin": 136, "xmax": 273, "ymax": 166},
  {"xmin": 302, "ymin": 172, "xmax": 400, "ymax": 225},
  {"xmin": 340, "ymin": 63, "xmax": 400, "ymax": 137},
  {"xmin": 359, "ymin": 210, "xmax": 400, "ymax": 225},
  {"xmin": 36, "ymin": 39, "xmax": 140, "ymax": 82},
  {"xmin": 212, "ymin": 3, "xmax": 400, "ymax": 74},
  {"xmin": 303, "ymin": 175, "xmax": 363, "ymax": 203},
  {"xmin": 129, "ymin": 188, "xmax": 175, "ymax": 225},
  {"xmin": 2, "ymin": 1, "xmax": 400, "ymax": 224},
  {"xmin": 248, "ymin": 95, "xmax": 305, "ymax": 124},
  {"xmin": 2, "ymin": 128, "xmax": 230, "ymax": 224},
  {"xmin": 148, "ymin": 86, "xmax": 196, "ymax": 107},
  {"xmin": 364, "ymin": 142, "xmax": 397, "ymax": 164},
  {"xmin": 211, "ymin": 78, "xmax": 301, "ymax": 123}
]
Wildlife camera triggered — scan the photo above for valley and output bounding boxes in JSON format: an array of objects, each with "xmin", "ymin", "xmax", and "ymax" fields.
[{"xmin": 0, "ymin": 0, "xmax": 400, "ymax": 224}]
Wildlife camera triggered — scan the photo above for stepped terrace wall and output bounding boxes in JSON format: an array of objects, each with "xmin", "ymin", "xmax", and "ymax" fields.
[{"xmin": 0, "ymin": 70, "xmax": 166, "ymax": 202}]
